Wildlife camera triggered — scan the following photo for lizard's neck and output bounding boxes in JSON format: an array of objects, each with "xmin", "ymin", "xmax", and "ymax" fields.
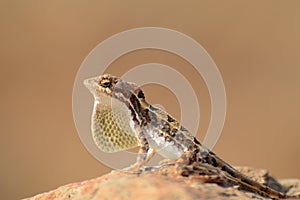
[
  {"xmin": 109, "ymin": 86, "xmax": 150, "ymax": 128},
  {"xmin": 128, "ymin": 92, "xmax": 151, "ymax": 127}
]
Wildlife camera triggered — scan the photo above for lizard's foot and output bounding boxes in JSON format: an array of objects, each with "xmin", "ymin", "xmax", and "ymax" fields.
[
  {"xmin": 174, "ymin": 162, "xmax": 231, "ymax": 185},
  {"xmin": 116, "ymin": 168, "xmax": 143, "ymax": 175},
  {"xmin": 159, "ymin": 159, "xmax": 177, "ymax": 166},
  {"xmin": 116, "ymin": 162, "xmax": 176, "ymax": 175},
  {"xmin": 116, "ymin": 163, "xmax": 144, "ymax": 175},
  {"xmin": 143, "ymin": 163, "xmax": 176, "ymax": 172}
]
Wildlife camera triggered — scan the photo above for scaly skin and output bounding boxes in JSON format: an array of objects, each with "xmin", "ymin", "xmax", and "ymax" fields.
[{"xmin": 84, "ymin": 74, "xmax": 299, "ymax": 199}]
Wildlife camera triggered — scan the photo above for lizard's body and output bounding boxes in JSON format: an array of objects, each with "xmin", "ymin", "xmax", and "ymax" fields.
[{"xmin": 84, "ymin": 74, "xmax": 299, "ymax": 199}]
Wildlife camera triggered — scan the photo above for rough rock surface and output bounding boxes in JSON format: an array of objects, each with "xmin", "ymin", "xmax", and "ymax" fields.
[{"xmin": 24, "ymin": 166, "xmax": 300, "ymax": 200}]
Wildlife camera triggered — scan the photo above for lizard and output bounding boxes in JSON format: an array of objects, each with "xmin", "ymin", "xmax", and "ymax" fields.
[{"xmin": 84, "ymin": 73, "xmax": 299, "ymax": 199}]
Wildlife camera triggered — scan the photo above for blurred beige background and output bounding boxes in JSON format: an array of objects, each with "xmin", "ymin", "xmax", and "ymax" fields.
[{"xmin": 1, "ymin": 1, "xmax": 300, "ymax": 199}]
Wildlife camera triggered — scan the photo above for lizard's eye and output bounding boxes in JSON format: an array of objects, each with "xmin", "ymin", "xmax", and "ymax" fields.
[{"xmin": 100, "ymin": 80, "xmax": 111, "ymax": 88}]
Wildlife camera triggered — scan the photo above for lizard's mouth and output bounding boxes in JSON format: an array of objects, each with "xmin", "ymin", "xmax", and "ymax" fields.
[{"xmin": 83, "ymin": 76, "xmax": 98, "ymax": 93}]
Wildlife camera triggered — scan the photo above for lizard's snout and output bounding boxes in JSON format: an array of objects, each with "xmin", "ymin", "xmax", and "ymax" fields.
[{"xmin": 83, "ymin": 77, "xmax": 98, "ymax": 93}]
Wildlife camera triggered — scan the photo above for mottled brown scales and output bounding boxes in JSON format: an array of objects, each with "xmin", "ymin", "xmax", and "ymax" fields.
[
  {"xmin": 137, "ymin": 90, "xmax": 145, "ymax": 99},
  {"xmin": 167, "ymin": 115, "xmax": 175, "ymax": 123},
  {"xmin": 169, "ymin": 128, "xmax": 177, "ymax": 137},
  {"xmin": 164, "ymin": 135, "xmax": 172, "ymax": 142},
  {"xmin": 84, "ymin": 74, "xmax": 300, "ymax": 199}
]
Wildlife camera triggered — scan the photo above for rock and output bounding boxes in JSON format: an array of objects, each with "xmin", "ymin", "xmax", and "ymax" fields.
[{"xmin": 24, "ymin": 166, "xmax": 300, "ymax": 200}]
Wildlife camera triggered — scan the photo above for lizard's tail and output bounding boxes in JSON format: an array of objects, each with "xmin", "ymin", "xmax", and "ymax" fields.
[
  {"xmin": 187, "ymin": 139, "xmax": 298, "ymax": 199},
  {"xmin": 206, "ymin": 150, "xmax": 298, "ymax": 199}
]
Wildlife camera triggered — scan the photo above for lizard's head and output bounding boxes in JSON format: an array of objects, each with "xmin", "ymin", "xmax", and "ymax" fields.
[
  {"xmin": 84, "ymin": 74, "xmax": 119, "ymax": 97},
  {"xmin": 84, "ymin": 74, "xmax": 144, "ymax": 102}
]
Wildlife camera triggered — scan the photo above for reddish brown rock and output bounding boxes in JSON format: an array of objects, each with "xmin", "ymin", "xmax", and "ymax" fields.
[{"xmin": 24, "ymin": 166, "xmax": 300, "ymax": 200}]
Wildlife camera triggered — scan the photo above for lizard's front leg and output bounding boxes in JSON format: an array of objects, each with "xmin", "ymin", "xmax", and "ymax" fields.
[{"xmin": 122, "ymin": 131, "xmax": 155, "ymax": 173}]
